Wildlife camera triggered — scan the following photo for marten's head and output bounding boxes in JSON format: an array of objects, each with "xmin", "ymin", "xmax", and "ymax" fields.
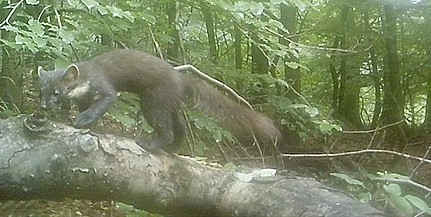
[{"xmin": 38, "ymin": 64, "xmax": 89, "ymax": 110}]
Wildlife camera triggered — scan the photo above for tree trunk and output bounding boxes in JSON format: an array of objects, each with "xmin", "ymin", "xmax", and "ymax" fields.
[
  {"xmin": 280, "ymin": 3, "xmax": 301, "ymax": 94},
  {"xmin": 330, "ymin": 39, "xmax": 341, "ymax": 110},
  {"xmin": 251, "ymin": 24, "xmax": 268, "ymax": 74},
  {"xmin": 364, "ymin": 10, "xmax": 383, "ymax": 128},
  {"xmin": 422, "ymin": 16, "xmax": 431, "ymax": 129},
  {"xmin": 233, "ymin": 25, "xmax": 243, "ymax": 70},
  {"xmin": 0, "ymin": 116, "xmax": 386, "ymax": 217},
  {"xmin": 425, "ymin": 81, "xmax": 431, "ymax": 128},
  {"xmin": 330, "ymin": 5, "xmax": 363, "ymax": 128},
  {"xmin": 380, "ymin": 3, "xmax": 406, "ymax": 148},
  {"xmin": 202, "ymin": 8, "xmax": 218, "ymax": 64},
  {"xmin": 166, "ymin": 1, "xmax": 180, "ymax": 61}
]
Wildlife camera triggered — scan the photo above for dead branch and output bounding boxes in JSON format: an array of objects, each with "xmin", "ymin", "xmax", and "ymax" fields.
[
  {"xmin": 282, "ymin": 149, "xmax": 431, "ymax": 164},
  {"xmin": 174, "ymin": 64, "xmax": 254, "ymax": 109}
]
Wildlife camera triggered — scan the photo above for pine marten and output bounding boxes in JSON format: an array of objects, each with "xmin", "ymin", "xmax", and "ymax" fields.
[{"xmin": 38, "ymin": 49, "xmax": 281, "ymax": 152}]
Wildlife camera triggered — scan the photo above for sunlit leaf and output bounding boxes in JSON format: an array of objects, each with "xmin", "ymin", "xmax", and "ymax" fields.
[
  {"xmin": 104, "ymin": 5, "xmax": 135, "ymax": 22},
  {"xmin": 305, "ymin": 106, "xmax": 319, "ymax": 117},
  {"xmin": 330, "ymin": 173, "xmax": 365, "ymax": 188},
  {"xmin": 1, "ymin": 25, "xmax": 20, "ymax": 33},
  {"xmin": 67, "ymin": 0, "xmax": 80, "ymax": 7},
  {"xmin": 0, "ymin": 39, "xmax": 20, "ymax": 49},
  {"xmin": 222, "ymin": 162, "xmax": 238, "ymax": 172},
  {"xmin": 268, "ymin": 19, "xmax": 284, "ymax": 30},
  {"xmin": 270, "ymin": 0, "xmax": 284, "ymax": 5},
  {"xmin": 286, "ymin": 61, "xmax": 300, "ymax": 69},
  {"xmin": 141, "ymin": 13, "xmax": 156, "ymax": 24},
  {"xmin": 405, "ymin": 195, "xmax": 431, "ymax": 214},
  {"xmin": 383, "ymin": 183, "xmax": 402, "ymax": 197},
  {"xmin": 81, "ymin": 0, "xmax": 98, "ymax": 9},
  {"xmin": 27, "ymin": 19, "xmax": 44, "ymax": 37},
  {"xmin": 25, "ymin": 0, "xmax": 39, "ymax": 5},
  {"xmin": 58, "ymin": 29, "xmax": 75, "ymax": 44},
  {"xmin": 106, "ymin": 5, "xmax": 123, "ymax": 18},
  {"xmin": 97, "ymin": 6, "xmax": 108, "ymax": 15},
  {"xmin": 31, "ymin": 35, "xmax": 47, "ymax": 47},
  {"xmin": 389, "ymin": 195, "xmax": 413, "ymax": 217},
  {"xmin": 250, "ymin": 2, "xmax": 264, "ymax": 16},
  {"xmin": 212, "ymin": 130, "xmax": 222, "ymax": 142},
  {"xmin": 15, "ymin": 34, "xmax": 26, "ymax": 45}
]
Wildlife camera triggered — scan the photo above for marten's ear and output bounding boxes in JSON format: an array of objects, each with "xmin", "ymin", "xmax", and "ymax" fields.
[
  {"xmin": 62, "ymin": 64, "xmax": 80, "ymax": 83},
  {"xmin": 37, "ymin": 66, "xmax": 46, "ymax": 77}
]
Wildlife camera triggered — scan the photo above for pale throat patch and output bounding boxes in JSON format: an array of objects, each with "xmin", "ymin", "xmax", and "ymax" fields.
[{"xmin": 68, "ymin": 81, "xmax": 91, "ymax": 99}]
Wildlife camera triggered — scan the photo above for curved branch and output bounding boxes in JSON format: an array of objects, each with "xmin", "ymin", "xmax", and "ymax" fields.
[
  {"xmin": 0, "ymin": 0, "xmax": 24, "ymax": 27},
  {"xmin": 174, "ymin": 64, "xmax": 254, "ymax": 110}
]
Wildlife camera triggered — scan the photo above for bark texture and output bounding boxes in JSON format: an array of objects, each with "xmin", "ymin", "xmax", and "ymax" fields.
[{"xmin": 0, "ymin": 116, "xmax": 386, "ymax": 217}]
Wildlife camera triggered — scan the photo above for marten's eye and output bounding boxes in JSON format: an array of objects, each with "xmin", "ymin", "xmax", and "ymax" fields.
[{"xmin": 53, "ymin": 90, "xmax": 60, "ymax": 96}]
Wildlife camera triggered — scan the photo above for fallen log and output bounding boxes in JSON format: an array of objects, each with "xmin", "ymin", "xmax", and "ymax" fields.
[{"xmin": 0, "ymin": 115, "xmax": 386, "ymax": 216}]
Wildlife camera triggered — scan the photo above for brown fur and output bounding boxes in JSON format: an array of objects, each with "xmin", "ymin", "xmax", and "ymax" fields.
[
  {"xmin": 38, "ymin": 49, "xmax": 281, "ymax": 152},
  {"xmin": 185, "ymin": 76, "xmax": 280, "ymax": 147}
]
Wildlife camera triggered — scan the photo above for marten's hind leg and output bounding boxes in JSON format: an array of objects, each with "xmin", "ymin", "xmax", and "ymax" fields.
[
  {"xmin": 136, "ymin": 91, "xmax": 185, "ymax": 152},
  {"xmin": 168, "ymin": 111, "xmax": 187, "ymax": 152}
]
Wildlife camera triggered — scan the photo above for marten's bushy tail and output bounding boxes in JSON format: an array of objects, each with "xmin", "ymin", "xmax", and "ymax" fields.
[{"xmin": 183, "ymin": 75, "xmax": 281, "ymax": 148}]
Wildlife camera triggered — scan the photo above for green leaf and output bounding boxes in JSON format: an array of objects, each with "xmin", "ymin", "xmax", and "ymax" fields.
[
  {"xmin": 106, "ymin": 5, "xmax": 123, "ymax": 18},
  {"xmin": 250, "ymin": 2, "xmax": 264, "ymax": 15},
  {"xmin": 67, "ymin": 0, "xmax": 80, "ymax": 7},
  {"xmin": 0, "ymin": 39, "xmax": 20, "ymax": 49},
  {"xmin": 116, "ymin": 202, "xmax": 150, "ymax": 215},
  {"xmin": 383, "ymin": 183, "xmax": 402, "ymax": 197},
  {"xmin": 274, "ymin": 49, "xmax": 288, "ymax": 57},
  {"xmin": 106, "ymin": 5, "xmax": 135, "ymax": 22},
  {"xmin": 31, "ymin": 35, "xmax": 47, "ymax": 47},
  {"xmin": 141, "ymin": 13, "xmax": 156, "ymax": 24},
  {"xmin": 109, "ymin": 110, "xmax": 136, "ymax": 128},
  {"xmin": 270, "ymin": 0, "xmax": 284, "ymax": 5},
  {"xmin": 405, "ymin": 195, "xmax": 431, "ymax": 214},
  {"xmin": 27, "ymin": 19, "xmax": 44, "ymax": 36},
  {"xmin": 305, "ymin": 106, "xmax": 319, "ymax": 117},
  {"xmin": 81, "ymin": 0, "xmax": 98, "ymax": 9},
  {"xmin": 97, "ymin": 6, "xmax": 108, "ymax": 15},
  {"xmin": 389, "ymin": 195, "xmax": 413, "ymax": 217},
  {"xmin": 330, "ymin": 173, "xmax": 365, "ymax": 188},
  {"xmin": 15, "ymin": 34, "xmax": 38, "ymax": 53},
  {"xmin": 15, "ymin": 34, "xmax": 26, "ymax": 45},
  {"xmin": 276, "ymin": 79, "xmax": 289, "ymax": 88},
  {"xmin": 232, "ymin": 2, "xmax": 264, "ymax": 15},
  {"xmin": 2, "ymin": 25, "xmax": 20, "ymax": 33},
  {"xmin": 314, "ymin": 120, "xmax": 342, "ymax": 135},
  {"xmin": 222, "ymin": 162, "xmax": 238, "ymax": 172},
  {"xmin": 286, "ymin": 61, "xmax": 300, "ymax": 69},
  {"xmin": 268, "ymin": 19, "xmax": 284, "ymax": 30},
  {"xmin": 211, "ymin": 129, "xmax": 221, "ymax": 142},
  {"xmin": 25, "ymin": 0, "xmax": 39, "ymax": 5},
  {"xmin": 47, "ymin": 38, "xmax": 63, "ymax": 50},
  {"xmin": 58, "ymin": 29, "xmax": 75, "ymax": 44}
]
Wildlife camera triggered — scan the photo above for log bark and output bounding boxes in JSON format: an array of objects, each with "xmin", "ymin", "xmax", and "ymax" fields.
[{"xmin": 0, "ymin": 115, "xmax": 386, "ymax": 217}]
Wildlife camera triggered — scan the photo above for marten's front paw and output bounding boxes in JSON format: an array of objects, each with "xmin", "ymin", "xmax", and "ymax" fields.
[{"xmin": 74, "ymin": 112, "xmax": 97, "ymax": 128}]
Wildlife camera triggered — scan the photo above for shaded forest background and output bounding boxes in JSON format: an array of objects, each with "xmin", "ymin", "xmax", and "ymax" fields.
[{"xmin": 0, "ymin": 0, "xmax": 430, "ymax": 216}]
